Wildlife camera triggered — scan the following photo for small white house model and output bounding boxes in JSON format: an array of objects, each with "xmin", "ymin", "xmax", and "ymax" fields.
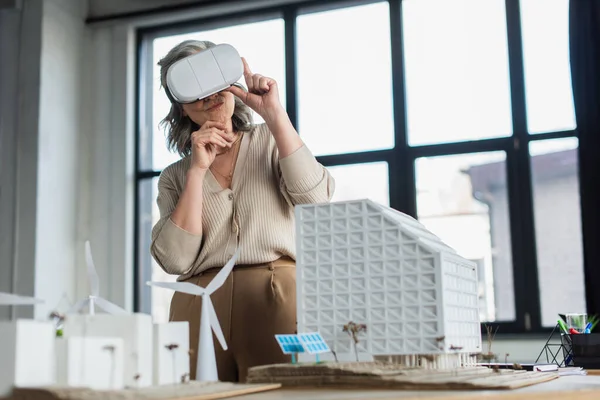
[
  {"xmin": 0, "ymin": 293, "xmax": 56, "ymax": 397},
  {"xmin": 55, "ymin": 336, "xmax": 125, "ymax": 390},
  {"xmin": 295, "ymin": 199, "xmax": 482, "ymax": 368},
  {"xmin": 153, "ymin": 322, "xmax": 190, "ymax": 385},
  {"xmin": 62, "ymin": 313, "xmax": 154, "ymax": 387},
  {"xmin": 60, "ymin": 314, "xmax": 190, "ymax": 389}
]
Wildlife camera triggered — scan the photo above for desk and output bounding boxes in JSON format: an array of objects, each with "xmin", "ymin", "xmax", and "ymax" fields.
[{"xmin": 235, "ymin": 375, "xmax": 600, "ymax": 400}]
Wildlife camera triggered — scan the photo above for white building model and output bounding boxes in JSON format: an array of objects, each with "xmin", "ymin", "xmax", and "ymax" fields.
[{"xmin": 295, "ymin": 199, "xmax": 482, "ymax": 368}]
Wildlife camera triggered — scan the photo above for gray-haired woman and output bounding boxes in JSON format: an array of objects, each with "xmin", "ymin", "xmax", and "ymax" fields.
[{"xmin": 150, "ymin": 40, "xmax": 335, "ymax": 382}]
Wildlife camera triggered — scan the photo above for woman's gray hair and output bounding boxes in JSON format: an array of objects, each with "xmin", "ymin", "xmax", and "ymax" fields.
[{"xmin": 158, "ymin": 40, "xmax": 254, "ymax": 157}]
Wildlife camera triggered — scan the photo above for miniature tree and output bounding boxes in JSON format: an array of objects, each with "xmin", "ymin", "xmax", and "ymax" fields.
[
  {"xmin": 503, "ymin": 352, "xmax": 523, "ymax": 370},
  {"xmin": 49, "ymin": 311, "xmax": 65, "ymax": 337},
  {"xmin": 165, "ymin": 343, "xmax": 179, "ymax": 384},
  {"xmin": 479, "ymin": 324, "xmax": 499, "ymax": 363},
  {"xmin": 343, "ymin": 321, "xmax": 367, "ymax": 362},
  {"xmin": 102, "ymin": 345, "xmax": 117, "ymax": 389},
  {"xmin": 132, "ymin": 353, "xmax": 141, "ymax": 388},
  {"xmin": 331, "ymin": 349, "xmax": 339, "ymax": 363}
]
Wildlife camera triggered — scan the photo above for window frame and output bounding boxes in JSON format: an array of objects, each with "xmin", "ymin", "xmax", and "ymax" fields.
[{"xmin": 134, "ymin": 0, "xmax": 582, "ymax": 334}]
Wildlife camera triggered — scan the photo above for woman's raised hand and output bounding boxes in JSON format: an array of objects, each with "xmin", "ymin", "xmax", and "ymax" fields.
[
  {"xmin": 190, "ymin": 120, "xmax": 234, "ymax": 171},
  {"xmin": 227, "ymin": 57, "xmax": 285, "ymax": 124}
]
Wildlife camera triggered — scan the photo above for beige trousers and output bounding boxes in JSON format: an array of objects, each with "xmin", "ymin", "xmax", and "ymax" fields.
[{"xmin": 169, "ymin": 256, "xmax": 297, "ymax": 383}]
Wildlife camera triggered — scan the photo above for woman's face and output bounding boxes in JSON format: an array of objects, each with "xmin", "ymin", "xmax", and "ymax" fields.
[{"xmin": 181, "ymin": 90, "xmax": 236, "ymax": 129}]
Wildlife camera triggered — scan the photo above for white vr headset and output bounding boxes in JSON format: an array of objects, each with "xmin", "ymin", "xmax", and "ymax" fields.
[{"xmin": 166, "ymin": 43, "xmax": 244, "ymax": 104}]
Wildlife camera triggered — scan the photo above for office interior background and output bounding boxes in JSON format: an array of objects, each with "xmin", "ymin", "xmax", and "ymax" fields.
[{"xmin": 1, "ymin": 0, "xmax": 598, "ymax": 363}]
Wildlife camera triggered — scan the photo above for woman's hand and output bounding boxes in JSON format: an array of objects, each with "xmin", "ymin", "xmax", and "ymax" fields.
[
  {"xmin": 227, "ymin": 57, "xmax": 286, "ymax": 124},
  {"xmin": 190, "ymin": 121, "xmax": 234, "ymax": 171}
]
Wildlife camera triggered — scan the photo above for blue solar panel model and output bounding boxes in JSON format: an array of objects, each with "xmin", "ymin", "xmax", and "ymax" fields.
[
  {"xmin": 275, "ymin": 334, "xmax": 306, "ymax": 354},
  {"xmin": 298, "ymin": 332, "xmax": 331, "ymax": 354}
]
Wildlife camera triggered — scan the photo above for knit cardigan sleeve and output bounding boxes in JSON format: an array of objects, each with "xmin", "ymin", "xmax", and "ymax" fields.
[
  {"xmin": 150, "ymin": 166, "xmax": 203, "ymax": 275},
  {"xmin": 273, "ymin": 136, "xmax": 335, "ymax": 205}
]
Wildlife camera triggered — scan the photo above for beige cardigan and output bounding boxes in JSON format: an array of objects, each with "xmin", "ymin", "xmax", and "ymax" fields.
[{"xmin": 150, "ymin": 123, "xmax": 335, "ymax": 280}]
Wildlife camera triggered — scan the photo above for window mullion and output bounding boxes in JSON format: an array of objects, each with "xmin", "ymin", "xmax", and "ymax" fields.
[
  {"xmin": 504, "ymin": 0, "xmax": 541, "ymax": 331},
  {"xmin": 133, "ymin": 35, "xmax": 156, "ymax": 314},
  {"xmin": 284, "ymin": 6, "xmax": 298, "ymax": 130},
  {"xmin": 389, "ymin": 0, "xmax": 415, "ymax": 217}
]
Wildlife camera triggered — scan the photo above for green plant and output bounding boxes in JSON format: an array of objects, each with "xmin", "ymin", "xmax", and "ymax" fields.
[{"xmin": 589, "ymin": 315, "xmax": 599, "ymax": 332}]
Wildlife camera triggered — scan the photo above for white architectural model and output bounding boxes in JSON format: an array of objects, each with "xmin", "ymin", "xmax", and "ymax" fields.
[
  {"xmin": 153, "ymin": 322, "xmax": 190, "ymax": 385},
  {"xmin": 0, "ymin": 241, "xmax": 194, "ymax": 396},
  {"xmin": 0, "ymin": 293, "xmax": 55, "ymax": 397},
  {"xmin": 55, "ymin": 336, "xmax": 125, "ymax": 390},
  {"xmin": 62, "ymin": 313, "xmax": 154, "ymax": 387},
  {"xmin": 295, "ymin": 199, "xmax": 482, "ymax": 367}
]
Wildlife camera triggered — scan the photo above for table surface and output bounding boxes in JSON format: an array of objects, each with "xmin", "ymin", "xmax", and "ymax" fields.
[{"xmin": 235, "ymin": 375, "xmax": 600, "ymax": 400}]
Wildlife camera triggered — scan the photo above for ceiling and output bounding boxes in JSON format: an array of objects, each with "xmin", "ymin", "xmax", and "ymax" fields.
[{"xmin": 87, "ymin": 0, "xmax": 220, "ymax": 21}]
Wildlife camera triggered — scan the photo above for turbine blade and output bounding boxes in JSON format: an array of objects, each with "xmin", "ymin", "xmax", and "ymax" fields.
[
  {"xmin": 93, "ymin": 297, "xmax": 129, "ymax": 315},
  {"xmin": 147, "ymin": 281, "xmax": 205, "ymax": 296},
  {"xmin": 206, "ymin": 247, "xmax": 240, "ymax": 294},
  {"xmin": 0, "ymin": 292, "xmax": 44, "ymax": 305},
  {"xmin": 85, "ymin": 241, "xmax": 100, "ymax": 297},
  {"xmin": 206, "ymin": 297, "xmax": 227, "ymax": 351},
  {"xmin": 66, "ymin": 298, "xmax": 89, "ymax": 314}
]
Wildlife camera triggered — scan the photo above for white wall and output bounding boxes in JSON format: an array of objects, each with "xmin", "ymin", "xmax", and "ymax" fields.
[
  {"xmin": 0, "ymin": 0, "xmax": 87, "ymax": 319},
  {"xmin": 33, "ymin": 0, "xmax": 89, "ymax": 318},
  {"xmin": 0, "ymin": 0, "xmax": 44, "ymax": 320},
  {"xmin": 81, "ymin": 23, "xmax": 136, "ymax": 313},
  {"xmin": 0, "ymin": 5, "xmax": 22, "ymax": 320},
  {"xmin": 491, "ymin": 337, "xmax": 548, "ymax": 364}
]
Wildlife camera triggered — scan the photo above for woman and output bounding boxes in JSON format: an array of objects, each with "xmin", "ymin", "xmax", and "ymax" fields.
[{"xmin": 150, "ymin": 40, "xmax": 334, "ymax": 383}]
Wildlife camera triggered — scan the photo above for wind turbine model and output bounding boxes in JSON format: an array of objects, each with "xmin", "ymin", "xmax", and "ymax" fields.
[
  {"xmin": 147, "ymin": 247, "xmax": 240, "ymax": 382},
  {"xmin": 68, "ymin": 241, "xmax": 128, "ymax": 315}
]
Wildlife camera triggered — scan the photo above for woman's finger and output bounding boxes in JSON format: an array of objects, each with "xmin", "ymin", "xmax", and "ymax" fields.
[
  {"xmin": 258, "ymin": 76, "xmax": 270, "ymax": 92},
  {"xmin": 194, "ymin": 130, "xmax": 226, "ymax": 148},
  {"xmin": 208, "ymin": 135, "xmax": 229, "ymax": 148},
  {"xmin": 252, "ymin": 74, "xmax": 263, "ymax": 93},
  {"xmin": 244, "ymin": 65, "xmax": 255, "ymax": 92},
  {"xmin": 209, "ymin": 127, "xmax": 233, "ymax": 141},
  {"xmin": 195, "ymin": 129, "xmax": 224, "ymax": 144},
  {"xmin": 226, "ymin": 85, "xmax": 248, "ymax": 102},
  {"xmin": 209, "ymin": 131, "xmax": 229, "ymax": 145},
  {"xmin": 242, "ymin": 57, "xmax": 253, "ymax": 79}
]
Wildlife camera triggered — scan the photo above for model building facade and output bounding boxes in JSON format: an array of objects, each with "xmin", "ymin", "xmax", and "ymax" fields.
[{"xmin": 295, "ymin": 199, "xmax": 482, "ymax": 365}]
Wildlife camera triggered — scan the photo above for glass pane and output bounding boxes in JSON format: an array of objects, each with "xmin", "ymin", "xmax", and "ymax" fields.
[
  {"xmin": 529, "ymin": 138, "xmax": 585, "ymax": 327},
  {"xmin": 137, "ymin": 177, "xmax": 177, "ymax": 323},
  {"xmin": 520, "ymin": 0, "xmax": 576, "ymax": 134},
  {"xmin": 403, "ymin": 0, "xmax": 513, "ymax": 146},
  {"xmin": 415, "ymin": 152, "xmax": 515, "ymax": 322},
  {"xmin": 296, "ymin": 2, "xmax": 394, "ymax": 156},
  {"xmin": 149, "ymin": 19, "xmax": 286, "ymax": 171},
  {"xmin": 328, "ymin": 162, "xmax": 389, "ymax": 206}
]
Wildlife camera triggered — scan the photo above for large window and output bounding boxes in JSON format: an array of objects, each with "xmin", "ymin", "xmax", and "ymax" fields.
[{"xmin": 135, "ymin": 0, "xmax": 585, "ymax": 333}]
